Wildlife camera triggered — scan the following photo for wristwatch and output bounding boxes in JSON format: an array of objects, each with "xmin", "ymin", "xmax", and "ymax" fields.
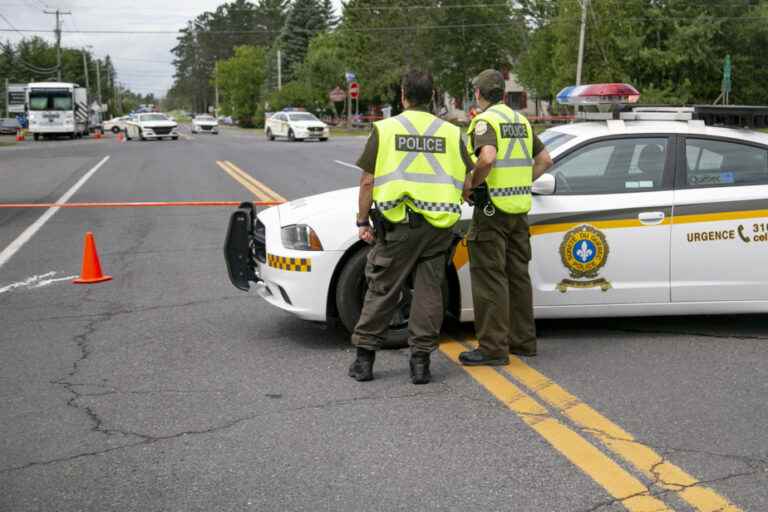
[{"xmin": 356, "ymin": 218, "xmax": 370, "ymax": 227}]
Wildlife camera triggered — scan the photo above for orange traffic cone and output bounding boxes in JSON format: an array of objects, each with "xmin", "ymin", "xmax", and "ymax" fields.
[
  {"xmin": 116, "ymin": 131, "xmax": 124, "ymax": 143},
  {"xmin": 15, "ymin": 129, "xmax": 24, "ymax": 142},
  {"xmin": 73, "ymin": 232, "xmax": 112, "ymax": 284},
  {"xmin": 95, "ymin": 129, "xmax": 102, "ymax": 139}
]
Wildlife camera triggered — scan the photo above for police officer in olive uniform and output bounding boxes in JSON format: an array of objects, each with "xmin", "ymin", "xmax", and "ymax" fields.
[
  {"xmin": 349, "ymin": 69, "xmax": 474, "ymax": 384},
  {"xmin": 459, "ymin": 69, "xmax": 553, "ymax": 366}
]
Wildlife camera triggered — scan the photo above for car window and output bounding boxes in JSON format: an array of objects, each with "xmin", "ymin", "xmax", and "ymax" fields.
[
  {"xmin": 538, "ymin": 129, "xmax": 577, "ymax": 153},
  {"xmin": 685, "ymin": 138, "xmax": 768, "ymax": 187},
  {"xmin": 273, "ymin": 114, "xmax": 284, "ymax": 121},
  {"xmin": 288, "ymin": 113, "xmax": 318, "ymax": 122},
  {"xmin": 551, "ymin": 138, "xmax": 668, "ymax": 195}
]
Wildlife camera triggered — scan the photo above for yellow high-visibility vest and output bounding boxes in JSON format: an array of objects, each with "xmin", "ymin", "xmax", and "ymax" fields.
[
  {"xmin": 373, "ymin": 110, "xmax": 466, "ymax": 228},
  {"xmin": 467, "ymin": 103, "xmax": 534, "ymax": 214}
]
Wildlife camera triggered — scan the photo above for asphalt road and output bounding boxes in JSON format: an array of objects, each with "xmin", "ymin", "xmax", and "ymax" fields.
[{"xmin": 1, "ymin": 127, "xmax": 766, "ymax": 511}]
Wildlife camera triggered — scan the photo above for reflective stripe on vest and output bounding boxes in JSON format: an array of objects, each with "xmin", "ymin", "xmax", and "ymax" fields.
[
  {"xmin": 372, "ymin": 110, "xmax": 465, "ymax": 228},
  {"xmin": 487, "ymin": 105, "xmax": 533, "ymax": 168},
  {"xmin": 373, "ymin": 115, "xmax": 464, "ymax": 191},
  {"xmin": 467, "ymin": 104, "xmax": 534, "ymax": 214}
]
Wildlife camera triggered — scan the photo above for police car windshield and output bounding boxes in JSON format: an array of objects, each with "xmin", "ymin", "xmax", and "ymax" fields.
[
  {"xmin": 288, "ymin": 113, "xmax": 318, "ymax": 122},
  {"xmin": 141, "ymin": 114, "xmax": 168, "ymax": 122},
  {"xmin": 539, "ymin": 129, "xmax": 576, "ymax": 152}
]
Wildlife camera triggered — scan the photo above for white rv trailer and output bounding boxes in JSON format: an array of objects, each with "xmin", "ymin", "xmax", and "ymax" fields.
[{"xmin": 26, "ymin": 82, "xmax": 89, "ymax": 140}]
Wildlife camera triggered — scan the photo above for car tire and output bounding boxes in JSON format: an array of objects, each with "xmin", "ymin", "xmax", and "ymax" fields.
[
  {"xmin": 266, "ymin": 128, "xmax": 275, "ymax": 141},
  {"xmin": 140, "ymin": 130, "xmax": 146, "ymax": 141},
  {"xmin": 320, "ymin": 137, "xmax": 328, "ymax": 141},
  {"xmin": 33, "ymin": 133, "xmax": 40, "ymax": 141},
  {"xmin": 288, "ymin": 129, "xmax": 296, "ymax": 142},
  {"xmin": 335, "ymin": 246, "xmax": 417, "ymax": 349},
  {"xmin": 111, "ymin": 126, "xmax": 120, "ymax": 133},
  {"xmin": 172, "ymin": 136, "xmax": 179, "ymax": 140},
  {"xmin": 125, "ymin": 129, "xmax": 131, "ymax": 141}
]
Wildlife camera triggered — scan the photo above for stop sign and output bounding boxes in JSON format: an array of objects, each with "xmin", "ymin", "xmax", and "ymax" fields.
[{"xmin": 349, "ymin": 82, "xmax": 359, "ymax": 99}]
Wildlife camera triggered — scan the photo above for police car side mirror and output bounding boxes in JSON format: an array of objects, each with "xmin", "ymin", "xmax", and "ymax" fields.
[{"xmin": 532, "ymin": 173, "xmax": 556, "ymax": 195}]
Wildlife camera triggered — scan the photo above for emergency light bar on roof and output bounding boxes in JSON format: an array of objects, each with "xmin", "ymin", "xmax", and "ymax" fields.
[{"xmin": 556, "ymin": 83, "xmax": 640, "ymax": 106}]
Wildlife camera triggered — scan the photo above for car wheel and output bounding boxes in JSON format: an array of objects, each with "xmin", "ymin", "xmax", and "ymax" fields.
[
  {"xmin": 266, "ymin": 128, "xmax": 275, "ymax": 141},
  {"xmin": 288, "ymin": 129, "xmax": 296, "ymax": 142},
  {"xmin": 172, "ymin": 136, "xmax": 179, "ymax": 140},
  {"xmin": 111, "ymin": 126, "xmax": 120, "ymax": 133},
  {"xmin": 33, "ymin": 133, "xmax": 40, "ymax": 141},
  {"xmin": 335, "ymin": 246, "xmax": 417, "ymax": 349},
  {"xmin": 125, "ymin": 129, "xmax": 131, "ymax": 141},
  {"xmin": 320, "ymin": 137, "xmax": 328, "ymax": 142},
  {"xmin": 139, "ymin": 130, "xmax": 146, "ymax": 141}
]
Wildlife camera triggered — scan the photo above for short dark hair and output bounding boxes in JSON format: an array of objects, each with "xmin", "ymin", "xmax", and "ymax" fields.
[
  {"xmin": 479, "ymin": 87, "xmax": 504, "ymax": 104},
  {"xmin": 402, "ymin": 69, "xmax": 434, "ymax": 107}
]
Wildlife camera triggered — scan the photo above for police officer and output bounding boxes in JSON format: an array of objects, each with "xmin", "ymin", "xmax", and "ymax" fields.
[
  {"xmin": 459, "ymin": 69, "xmax": 553, "ymax": 366},
  {"xmin": 349, "ymin": 69, "xmax": 474, "ymax": 384}
]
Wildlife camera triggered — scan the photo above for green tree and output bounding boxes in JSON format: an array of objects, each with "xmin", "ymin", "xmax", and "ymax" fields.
[
  {"xmin": 275, "ymin": 0, "xmax": 329, "ymax": 83},
  {"xmin": 215, "ymin": 45, "xmax": 267, "ymax": 126}
]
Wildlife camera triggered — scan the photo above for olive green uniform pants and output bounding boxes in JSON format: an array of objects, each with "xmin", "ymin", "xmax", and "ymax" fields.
[
  {"xmin": 468, "ymin": 208, "xmax": 537, "ymax": 357},
  {"xmin": 352, "ymin": 221, "xmax": 453, "ymax": 353}
]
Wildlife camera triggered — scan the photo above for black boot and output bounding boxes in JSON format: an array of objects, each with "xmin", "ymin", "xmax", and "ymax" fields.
[
  {"xmin": 348, "ymin": 348, "xmax": 375, "ymax": 381},
  {"xmin": 410, "ymin": 351, "xmax": 431, "ymax": 385}
]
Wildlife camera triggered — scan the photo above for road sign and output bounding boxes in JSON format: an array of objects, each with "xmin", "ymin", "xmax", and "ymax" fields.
[
  {"xmin": 349, "ymin": 82, "xmax": 359, "ymax": 100},
  {"xmin": 329, "ymin": 86, "xmax": 346, "ymax": 102},
  {"xmin": 6, "ymin": 84, "xmax": 26, "ymax": 114},
  {"xmin": 722, "ymin": 54, "xmax": 732, "ymax": 95},
  {"xmin": 345, "ymin": 71, "xmax": 356, "ymax": 83}
]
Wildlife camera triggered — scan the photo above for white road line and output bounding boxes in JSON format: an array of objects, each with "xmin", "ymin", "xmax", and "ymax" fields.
[
  {"xmin": 334, "ymin": 160, "xmax": 362, "ymax": 171},
  {"xmin": 0, "ymin": 155, "xmax": 111, "ymax": 271},
  {"xmin": 0, "ymin": 272, "xmax": 78, "ymax": 294}
]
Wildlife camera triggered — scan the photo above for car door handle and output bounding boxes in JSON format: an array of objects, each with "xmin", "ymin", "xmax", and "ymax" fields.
[{"xmin": 638, "ymin": 211, "xmax": 665, "ymax": 225}]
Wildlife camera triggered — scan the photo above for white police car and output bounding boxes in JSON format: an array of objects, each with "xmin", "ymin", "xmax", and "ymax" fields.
[
  {"xmin": 265, "ymin": 110, "xmax": 329, "ymax": 142},
  {"xmin": 225, "ymin": 84, "xmax": 768, "ymax": 346},
  {"xmin": 191, "ymin": 114, "xmax": 219, "ymax": 134},
  {"xmin": 125, "ymin": 113, "xmax": 179, "ymax": 141}
]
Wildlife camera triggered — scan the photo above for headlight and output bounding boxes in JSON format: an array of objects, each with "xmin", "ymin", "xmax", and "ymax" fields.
[{"xmin": 281, "ymin": 224, "xmax": 323, "ymax": 251}]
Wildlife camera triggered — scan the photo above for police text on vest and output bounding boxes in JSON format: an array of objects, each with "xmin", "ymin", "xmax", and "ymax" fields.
[{"xmin": 395, "ymin": 135, "xmax": 446, "ymax": 153}]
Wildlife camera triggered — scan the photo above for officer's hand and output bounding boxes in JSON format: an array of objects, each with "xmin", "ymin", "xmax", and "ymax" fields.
[
  {"xmin": 359, "ymin": 226, "xmax": 375, "ymax": 244},
  {"xmin": 463, "ymin": 185, "xmax": 474, "ymax": 205}
]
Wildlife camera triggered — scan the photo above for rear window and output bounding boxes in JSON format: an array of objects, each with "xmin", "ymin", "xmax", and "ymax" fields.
[{"xmin": 685, "ymin": 138, "xmax": 768, "ymax": 187}]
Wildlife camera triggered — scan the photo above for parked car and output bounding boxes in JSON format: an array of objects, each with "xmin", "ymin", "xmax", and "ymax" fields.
[
  {"xmin": 103, "ymin": 116, "xmax": 129, "ymax": 134},
  {"xmin": 0, "ymin": 118, "xmax": 21, "ymax": 135},
  {"xmin": 224, "ymin": 101, "xmax": 768, "ymax": 346},
  {"xmin": 265, "ymin": 111, "xmax": 329, "ymax": 142}
]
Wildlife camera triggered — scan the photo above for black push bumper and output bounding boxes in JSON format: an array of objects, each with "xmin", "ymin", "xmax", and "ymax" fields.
[{"xmin": 224, "ymin": 201, "xmax": 264, "ymax": 291}]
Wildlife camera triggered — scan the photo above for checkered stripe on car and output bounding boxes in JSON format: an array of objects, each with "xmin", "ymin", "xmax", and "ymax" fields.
[
  {"xmin": 267, "ymin": 254, "xmax": 312, "ymax": 272},
  {"xmin": 489, "ymin": 186, "xmax": 531, "ymax": 197}
]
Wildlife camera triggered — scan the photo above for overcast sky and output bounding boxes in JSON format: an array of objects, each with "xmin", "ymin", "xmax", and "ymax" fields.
[{"xmin": 1, "ymin": 0, "xmax": 335, "ymax": 96}]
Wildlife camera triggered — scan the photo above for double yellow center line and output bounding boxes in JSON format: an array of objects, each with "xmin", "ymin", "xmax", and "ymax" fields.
[
  {"xmin": 216, "ymin": 160, "xmax": 286, "ymax": 203},
  {"xmin": 440, "ymin": 340, "xmax": 741, "ymax": 512}
]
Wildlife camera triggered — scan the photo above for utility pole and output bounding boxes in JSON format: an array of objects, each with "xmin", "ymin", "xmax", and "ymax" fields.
[
  {"xmin": 277, "ymin": 49, "xmax": 282, "ymax": 91},
  {"xmin": 81, "ymin": 48, "xmax": 90, "ymax": 91},
  {"xmin": 214, "ymin": 61, "xmax": 219, "ymax": 117},
  {"xmin": 95, "ymin": 60, "xmax": 102, "ymax": 106},
  {"xmin": 575, "ymin": 0, "xmax": 588, "ymax": 86},
  {"xmin": 43, "ymin": 8, "xmax": 72, "ymax": 82}
]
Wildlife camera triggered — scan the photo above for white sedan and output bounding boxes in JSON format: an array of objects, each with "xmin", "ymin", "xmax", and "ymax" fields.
[
  {"xmin": 102, "ymin": 116, "xmax": 130, "ymax": 134},
  {"xmin": 125, "ymin": 113, "xmax": 179, "ymax": 141},
  {"xmin": 192, "ymin": 114, "xmax": 219, "ymax": 134},
  {"xmin": 225, "ymin": 107, "xmax": 768, "ymax": 346},
  {"xmin": 265, "ymin": 111, "xmax": 329, "ymax": 142}
]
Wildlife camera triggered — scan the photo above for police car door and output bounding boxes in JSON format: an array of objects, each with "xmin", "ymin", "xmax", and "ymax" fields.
[
  {"xmin": 671, "ymin": 136, "xmax": 768, "ymax": 302},
  {"xmin": 530, "ymin": 135, "xmax": 674, "ymax": 308}
]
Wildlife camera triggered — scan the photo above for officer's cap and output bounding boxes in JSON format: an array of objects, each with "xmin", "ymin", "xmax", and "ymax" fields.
[{"xmin": 472, "ymin": 69, "xmax": 505, "ymax": 95}]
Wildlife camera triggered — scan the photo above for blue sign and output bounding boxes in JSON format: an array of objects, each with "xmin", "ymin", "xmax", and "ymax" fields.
[{"xmin": 345, "ymin": 71, "xmax": 356, "ymax": 83}]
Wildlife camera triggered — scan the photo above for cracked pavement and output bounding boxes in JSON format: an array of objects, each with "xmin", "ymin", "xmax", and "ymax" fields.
[{"xmin": 2, "ymin": 132, "xmax": 767, "ymax": 511}]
